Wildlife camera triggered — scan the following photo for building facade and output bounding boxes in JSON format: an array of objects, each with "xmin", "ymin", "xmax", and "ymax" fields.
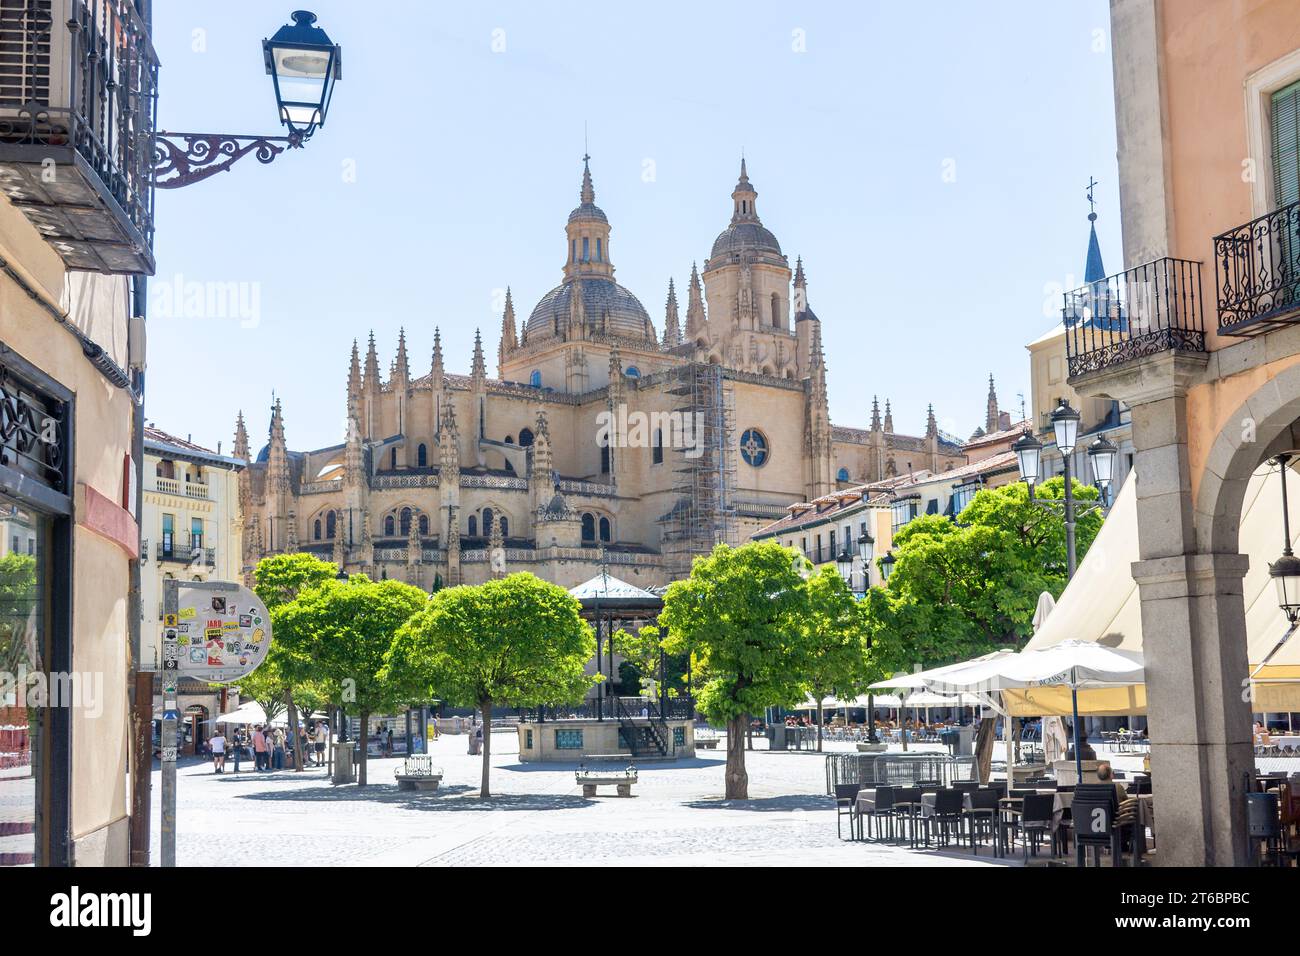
[
  {"xmin": 140, "ymin": 427, "xmax": 244, "ymax": 753},
  {"xmin": 237, "ymin": 159, "xmax": 971, "ymax": 590},
  {"xmin": 0, "ymin": 0, "xmax": 155, "ymax": 867},
  {"xmin": 1065, "ymin": 0, "xmax": 1300, "ymax": 865}
]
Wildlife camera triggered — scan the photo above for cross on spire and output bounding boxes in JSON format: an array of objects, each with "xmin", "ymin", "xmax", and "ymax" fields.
[{"xmin": 1086, "ymin": 176, "xmax": 1100, "ymax": 221}]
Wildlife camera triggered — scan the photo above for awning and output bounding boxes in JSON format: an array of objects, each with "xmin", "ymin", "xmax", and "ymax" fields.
[
  {"xmin": 868, "ymin": 649, "xmax": 1017, "ymax": 692},
  {"xmin": 903, "ymin": 690, "xmax": 982, "ymax": 708},
  {"xmin": 1010, "ymin": 461, "xmax": 1300, "ymax": 715}
]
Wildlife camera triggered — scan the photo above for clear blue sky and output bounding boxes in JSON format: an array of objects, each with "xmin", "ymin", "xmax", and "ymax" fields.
[{"xmin": 147, "ymin": 0, "xmax": 1119, "ymax": 454}]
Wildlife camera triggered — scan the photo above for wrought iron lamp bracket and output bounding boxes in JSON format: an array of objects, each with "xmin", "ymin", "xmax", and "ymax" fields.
[{"xmin": 152, "ymin": 130, "xmax": 308, "ymax": 190}]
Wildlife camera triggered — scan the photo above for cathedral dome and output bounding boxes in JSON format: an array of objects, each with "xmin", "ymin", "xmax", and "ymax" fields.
[
  {"xmin": 710, "ymin": 221, "xmax": 783, "ymax": 259},
  {"xmin": 526, "ymin": 277, "xmax": 654, "ymax": 341}
]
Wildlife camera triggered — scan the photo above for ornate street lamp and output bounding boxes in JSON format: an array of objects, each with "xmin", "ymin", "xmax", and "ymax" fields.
[
  {"xmin": 1013, "ymin": 430, "xmax": 1043, "ymax": 486},
  {"xmin": 264, "ymin": 11, "xmax": 343, "ymax": 137},
  {"xmin": 835, "ymin": 547, "xmax": 854, "ymax": 583},
  {"xmin": 879, "ymin": 550, "xmax": 896, "ymax": 582},
  {"xmin": 1270, "ymin": 454, "xmax": 1300, "ymax": 625},
  {"xmin": 1051, "ymin": 400, "xmax": 1082, "ymax": 456},
  {"xmin": 154, "ymin": 10, "xmax": 344, "ymax": 189},
  {"xmin": 1088, "ymin": 435, "xmax": 1119, "ymax": 495},
  {"xmin": 857, "ymin": 529, "xmax": 875, "ymax": 565}
]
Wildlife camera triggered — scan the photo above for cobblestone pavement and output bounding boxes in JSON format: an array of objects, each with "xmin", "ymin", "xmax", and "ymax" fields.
[{"xmin": 150, "ymin": 734, "xmax": 1022, "ymax": 867}]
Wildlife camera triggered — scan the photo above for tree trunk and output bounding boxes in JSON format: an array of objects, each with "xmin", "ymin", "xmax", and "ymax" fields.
[
  {"xmin": 725, "ymin": 713, "xmax": 749, "ymax": 799},
  {"xmin": 974, "ymin": 715, "xmax": 995, "ymax": 784},
  {"xmin": 358, "ymin": 709, "xmax": 370, "ymax": 787},
  {"xmin": 480, "ymin": 701, "xmax": 493, "ymax": 799},
  {"xmin": 284, "ymin": 688, "xmax": 303, "ymax": 773},
  {"xmin": 745, "ymin": 712, "xmax": 753, "ymax": 750},
  {"xmin": 816, "ymin": 701, "xmax": 824, "ymax": 752}
]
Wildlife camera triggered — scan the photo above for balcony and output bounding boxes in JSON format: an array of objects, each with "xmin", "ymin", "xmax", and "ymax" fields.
[
  {"xmin": 0, "ymin": 0, "xmax": 157, "ymax": 274},
  {"xmin": 156, "ymin": 532, "xmax": 213, "ymax": 565},
  {"xmin": 1063, "ymin": 257, "xmax": 1205, "ymax": 379},
  {"xmin": 1214, "ymin": 200, "xmax": 1300, "ymax": 335},
  {"xmin": 151, "ymin": 476, "xmax": 209, "ymax": 500}
]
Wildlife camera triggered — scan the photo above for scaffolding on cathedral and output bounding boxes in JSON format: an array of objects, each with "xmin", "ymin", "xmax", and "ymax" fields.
[{"xmin": 658, "ymin": 362, "xmax": 737, "ymax": 576}]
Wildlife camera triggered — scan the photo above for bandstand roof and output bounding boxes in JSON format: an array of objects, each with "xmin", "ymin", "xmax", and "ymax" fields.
[{"xmin": 569, "ymin": 573, "xmax": 663, "ymax": 614}]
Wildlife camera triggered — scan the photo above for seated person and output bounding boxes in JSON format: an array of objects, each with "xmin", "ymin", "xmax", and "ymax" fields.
[
  {"xmin": 1065, "ymin": 726, "xmax": 1097, "ymax": 761},
  {"xmin": 1096, "ymin": 761, "xmax": 1128, "ymax": 800}
]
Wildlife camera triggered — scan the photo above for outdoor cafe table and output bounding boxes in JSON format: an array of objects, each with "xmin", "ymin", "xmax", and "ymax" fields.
[{"xmin": 1270, "ymin": 736, "xmax": 1300, "ymax": 753}]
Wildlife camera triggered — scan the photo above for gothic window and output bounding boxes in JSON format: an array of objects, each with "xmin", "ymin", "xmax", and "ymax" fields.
[
  {"xmin": 314, "ymin": 519, "xmax": 322, "ymax": 540},
  {"xmin": 625, "ymin": 366, "xmax": 640, "ymax": 379},
  {"xmin": 529, "ymin": 371, "xmax": 542, "ymax": 388},
  {"xmin": 384, "ymin": 515, "xmax": 395, "ymax": 537},
  {"xmin": 482, "ymin": 508, "xmax": 494, "ymax": 535},
  {"xmin": 418, "ymin": 444, "xmax": 428, "ymax": 467},
  {"xmin": 582, "ymin": 237, "xmax": 589, "ymax": 261},
  {"xmin": 771, "ymin": 293, "xmax": 780, "ymax": 327},
  {"xmin": 652, "ymin": 428, "xmax": 663, "ymax": 465},
  {"xmin": 740, "ymin": 428, "xmax": 769, "ymax": 467},
  {"xmin": 326, "ymin": 511, "xmax": 336, "ymax": 539},
  {"xmin": 596, "ymin": 238, "xmax": 602, "ymax": 261},
  {"xmin": 468, "ymin": 515, "xmax": 477, "ymax": 537},
  {"xmin": 504, "ymin": 435, "xmax": 514, "ymax": 444},
  {"xmin": 390, "ymin": 447, "xmax": 397, "ymax": 470},
  {"xmin": 400, "ymin": 508, "xmax": 412, "ymax": 536},
  {"xmin": 519, "ymin": 428, "xmax": 534, "ymax": 447},
  {"xmin": 599, "ymin": 516, "xmax": 611, "ymax": 543},
  {"xmin": 499, "ymin": 516, "xmax": 509, "ymax": 537},
  {"xmin": 837, "ymin": 467, "xmax": 850, "ymax": 482},
  {"xmin": 600, "ymin": 438, "xmax": 610, "ymax": 474},
  {"xmin": 581, "ymin": 513, "xmax": 595, "ymax": 542},
  {"xmin": 418, "ymin": 514, "xmax": 429, "ymax": 535}
]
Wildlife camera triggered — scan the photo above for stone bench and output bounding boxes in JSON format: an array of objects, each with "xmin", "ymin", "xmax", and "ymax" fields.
[
  {"xmin": 696, "ymin": 737, "xmax": 720, "ymax": 749},
  {"xmin": 576, "ymin": 768, "xmax": 638, "ymax": 797},
  {"xmin": 394, "ymin": 756, "xmax": 443, "ymax": 792}
]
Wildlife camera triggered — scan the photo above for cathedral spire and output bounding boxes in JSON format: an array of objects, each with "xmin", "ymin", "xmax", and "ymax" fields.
[
  {"xmin": 580, "ymin": 154, "xmax": 595, "ymax": 205},
  {"xmin": 884, "ymin": 400, "xmax": 894, "ymax": 434},
  {"xmin": 1084, "ymin": 177, "xmax": 1106, "ymax": 284},
  {"xmin": 663, "ymin": 277, "xmax": 681, "ymax": 349},
  {"xmin": 470, "ymin": 328, "xmax": 486, "ymax": 384},
  {"xmin": 986, "ymin": 373, "xmax": 1000, "ymax": 433},
  {"xmin": 499, "ymin": 288, "xmax": 518, "ymax": 375},
  {"xmin": 431, "ymin": 326, "xmax": 444, "ymax": 383},
  {"xmin": 393, "ymin": 328, "xmax": 409, "ymax": 385},
  {"xmin": 347, "ymin": 339, "xmax": 361, "ymax": 409},
  {"xmin": 731, "ymin": 156, "xmax": 760, "ymax": 224},
  {"xmin": 870, "ymin": 396, "xmax": 881, "ymax": 432},
  {"xmin": 685, "ymin": 262, "xmax": 707, "ymax": 340},
  {"xmin": 926, "ymin": 404, "xmax": 938, "ymax": 439},
  {"xmin": 233, "ymin": 410, "xmax": 249, "ymax": 460},
  {"xmin": 363, "ymin": 331, "xmax": 380, "ymax": 392},
  {"xmin": 793, "ymin": 256, "xmax": 808, "ymax": 314}
]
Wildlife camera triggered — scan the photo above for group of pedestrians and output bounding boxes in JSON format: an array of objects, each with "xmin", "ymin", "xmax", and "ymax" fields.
[{"xmin": 206, "ymin": 720, "xmax": 332, "ymax": 774}]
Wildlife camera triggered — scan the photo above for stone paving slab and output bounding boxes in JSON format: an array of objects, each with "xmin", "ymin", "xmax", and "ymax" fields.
[{"xmin": 149, "ymin": 734, "xmax": 1016, "ymax": 867}]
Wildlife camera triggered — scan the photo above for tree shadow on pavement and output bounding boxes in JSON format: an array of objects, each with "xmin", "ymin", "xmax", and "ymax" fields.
[
  {"xmin": 500, "ymin": 756, "xmax": 724, "ymax": 773},
  {"xmin": 233, "ymin": 783, "xmax": 593, "ymax": 812},
  {"xmin": 682, "ymin": 794, "xmax": 833, "ymax": 812}
]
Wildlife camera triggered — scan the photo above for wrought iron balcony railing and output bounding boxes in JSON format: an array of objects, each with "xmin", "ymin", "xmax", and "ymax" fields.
[
  {"xmin": 0, "ymin": 0, "xmax": 157, "ymax": 274},
  {"xmin": 1214, "ymin": 199, "xmax": 1300, "ymax": 335},
  {"xmin": 1063, "ymin": 257, "xmax": 1205, "ymax": 378}
]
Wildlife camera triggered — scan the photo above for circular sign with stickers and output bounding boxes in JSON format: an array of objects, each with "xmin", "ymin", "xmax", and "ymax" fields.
[{"xmin": 162, "ymin": 583, "xmax": 273, "ymax": 683}]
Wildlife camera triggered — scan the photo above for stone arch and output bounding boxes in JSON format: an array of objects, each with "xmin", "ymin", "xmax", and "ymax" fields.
[{"xmin": 1196, "ymin": 360, "xmax": 1300, "ymax": 556}]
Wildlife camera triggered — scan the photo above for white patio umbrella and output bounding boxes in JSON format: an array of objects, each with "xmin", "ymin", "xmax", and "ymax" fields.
[{"xmin": 928, "ymin": 640, "xmax": 1144, "ymax": 778}]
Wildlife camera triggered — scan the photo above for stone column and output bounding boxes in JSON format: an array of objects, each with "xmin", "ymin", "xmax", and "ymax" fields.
[{"xmin": 1076, "ymin": 353, "xmax": 1253, "ymax": 865}]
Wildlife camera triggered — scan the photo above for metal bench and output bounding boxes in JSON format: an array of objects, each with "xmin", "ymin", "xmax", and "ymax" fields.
[
  {"xmin": 576, "ymin": 765, "xmax": 638, "ymax": 797},
  {"xmin": 394, "ymin": 754, "xmax": 443, "ymax": 791}
]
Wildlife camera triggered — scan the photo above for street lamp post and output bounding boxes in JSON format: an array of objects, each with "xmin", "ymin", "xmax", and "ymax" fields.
[
  {"xmin": 153, "ymin": 11, "xmax": 343, "ymax": 189},
  {"xmin": 1269, "ymin": 454, "xmax": 1300, "ymax": 625}
]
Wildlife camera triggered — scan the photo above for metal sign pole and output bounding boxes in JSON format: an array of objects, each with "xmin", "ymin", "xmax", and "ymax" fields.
[{"xmin": 161, "ymin": 578, "xmax": 179, "ymax": 867}]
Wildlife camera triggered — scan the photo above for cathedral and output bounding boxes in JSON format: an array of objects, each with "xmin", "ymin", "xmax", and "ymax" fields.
[{"xmin": 235, "ymin": 158, "xmax": 971, "ymax": 589}]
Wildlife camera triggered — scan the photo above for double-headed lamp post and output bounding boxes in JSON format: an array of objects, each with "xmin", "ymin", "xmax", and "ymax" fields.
[
  {"xmin": 837, "ymin": 528, "xmax": 879, "ymax": 741},
  {"xmin": 1012, "ymin": 399, "xmax": 1118, "ymax": 581}
]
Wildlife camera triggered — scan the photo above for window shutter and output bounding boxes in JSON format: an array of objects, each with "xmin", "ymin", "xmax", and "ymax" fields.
[{"xmin": 1271, "ymin": 78, "xmax": 1300, "ymax": 207}]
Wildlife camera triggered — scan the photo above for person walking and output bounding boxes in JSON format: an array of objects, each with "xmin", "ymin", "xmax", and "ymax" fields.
[
  {"xmin": 272, "ymin": 726, "xmax": 286, "ymax": 770},
  {"xmin": 209, "ymin": 730, "xmax": 226, "ymax": 773},
  {"xmin": 252, "ymin": 725, "xmax": 268, "ymax": 771},
  {"xmin": 314, "ymin": 721, "xmax": 328, "ymax": 767}
]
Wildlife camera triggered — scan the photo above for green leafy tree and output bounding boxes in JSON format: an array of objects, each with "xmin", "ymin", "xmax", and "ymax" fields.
[
  {"xmin": 0, "ymin": 553, "xmax": 37, "ymax": 674},
  {"xmin": 251, "ymin": 553, "xmax": 341, "ymax": 771},
  {"xmin": 384, "ymin": 573, "xmax": 595, "ymax": 798},
  {"xmin": 799, "ymin": 566, "xmax": 870, "ymax": 752},
  {"xmin": 877, "ymin": 477, "xmax": 1104, "ymax": 670},
  {"xmin": 612, "ymin": 624, "xmax": 690, "ymax": 701},
  {"xmin": 275, "ymin": 574, "xmax": 427, "ymax": 785},
  {"xmin": 660, "ymin": 541, "xmax": 807, "ymax": 799}
]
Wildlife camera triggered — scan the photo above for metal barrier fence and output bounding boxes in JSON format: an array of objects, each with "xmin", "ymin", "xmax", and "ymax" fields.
[{"xmin": 824, "ymin": 753, "xmax": 977, "ymax": 795}]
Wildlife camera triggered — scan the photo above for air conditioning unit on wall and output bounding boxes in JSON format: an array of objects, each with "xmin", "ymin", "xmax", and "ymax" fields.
[{"xmin": 0, "ymin": 0, "xmax": 71, "ymax": 133}]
